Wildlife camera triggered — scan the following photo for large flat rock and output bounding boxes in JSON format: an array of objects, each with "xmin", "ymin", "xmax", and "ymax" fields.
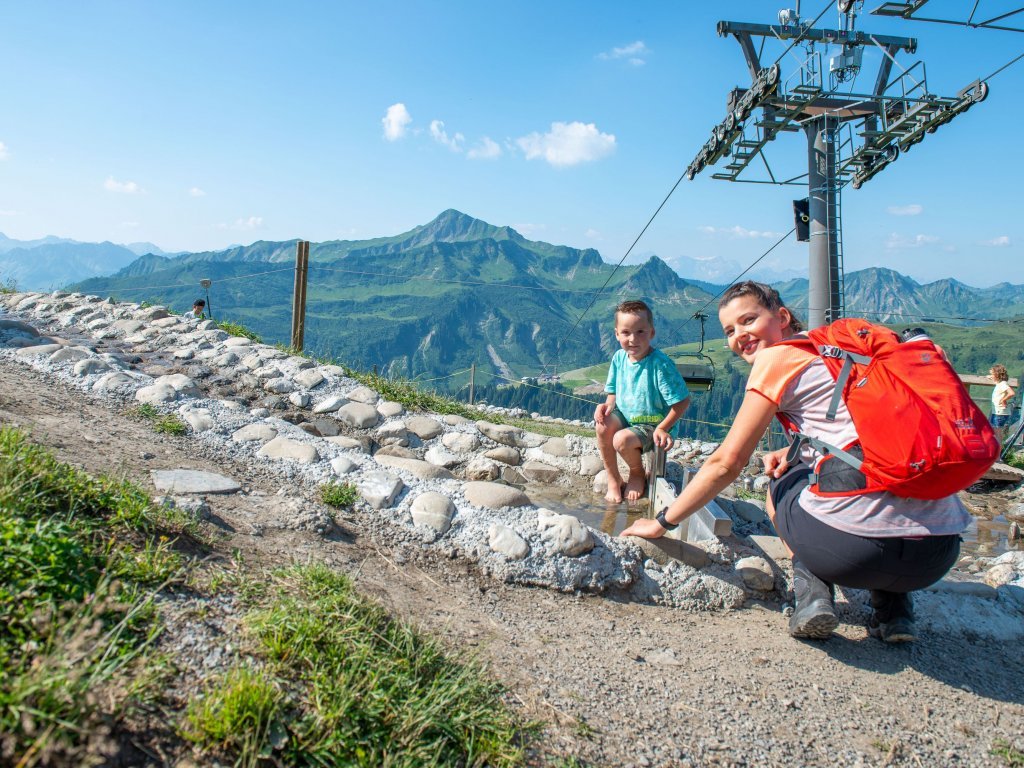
[{"xmin": 150, "ymin": 469, "xmax": 241, "ymax": 495}]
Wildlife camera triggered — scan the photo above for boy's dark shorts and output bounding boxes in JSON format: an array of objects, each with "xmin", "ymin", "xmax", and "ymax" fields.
[{"xmin": 610, "ymin": 408, "xmax": 657, "ymax": 452}]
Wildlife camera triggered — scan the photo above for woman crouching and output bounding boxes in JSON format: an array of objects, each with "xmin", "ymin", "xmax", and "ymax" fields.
[{"xmin": 622, "ymin": 280, "xmax": 968, "ymax": 642}]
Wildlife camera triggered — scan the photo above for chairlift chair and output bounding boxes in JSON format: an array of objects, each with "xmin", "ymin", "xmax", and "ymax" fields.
[{"xmin": 673, "ymin": 312, "xmax": 716, "ymax": 392}]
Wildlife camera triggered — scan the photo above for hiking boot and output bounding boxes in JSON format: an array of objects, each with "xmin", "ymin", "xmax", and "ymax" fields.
[
  {"xmin": 788, "ymin": 561, "xmax": 838, "ymax": 639},
  {"xmin": 868, "ymin": 591, "xmax": 916, "ymax": 643}
]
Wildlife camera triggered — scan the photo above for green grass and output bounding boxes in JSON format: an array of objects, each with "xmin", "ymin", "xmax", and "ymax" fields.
[
  {"xmin": 320, "ymin": 480, "xmax": 360, "ymax": 509},
  {"xmin": 0, "ymin": 276, "xmax": 17, "ymax": 294},
  {"xmin": 131, "ymin": 402, "xmax": 189, "ymax": 435},
  {"xmin": 187, "ymin": 564, "xmax": 529, "ymax": 767},
  {"xmin": 1003, "ymin": 450, "xmax": 1024, "ymax": 470},
  {"xmin": 0, "ymin": 426, "xmax": 168, "ymax": 764},
  {"xmin": 992, "ymin": 739, "xmax": 1024, "ymax": 767},
  {"xmin": 216, "ymin": 319, "xmax": 263, "ymax": 343}
]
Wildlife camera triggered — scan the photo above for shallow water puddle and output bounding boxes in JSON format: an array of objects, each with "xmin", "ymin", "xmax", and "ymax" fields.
[{"xmin": 525, "ymin": 484, "xmax": 651, "ymax": 537}]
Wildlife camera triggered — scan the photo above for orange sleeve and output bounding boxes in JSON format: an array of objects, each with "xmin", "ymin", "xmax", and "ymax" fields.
[{"xmin": 745, "ymin": 344, "xmax": 817, "ymax": 405}]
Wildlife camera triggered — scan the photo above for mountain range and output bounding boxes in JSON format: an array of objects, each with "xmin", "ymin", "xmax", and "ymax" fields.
[{"xmin": 17, "ymin": 209, "xmax": 1021, "ymax": 384}]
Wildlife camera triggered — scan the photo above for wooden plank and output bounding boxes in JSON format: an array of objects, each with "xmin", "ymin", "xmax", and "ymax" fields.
[{"xmin": 960, "ymin": 373, "xmax": 1019, "ymax": 388}]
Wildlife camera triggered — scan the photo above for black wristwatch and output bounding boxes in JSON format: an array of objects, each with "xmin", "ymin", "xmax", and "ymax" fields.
[{"xmin": 655, "ymin": 509, "xmax": 679, "ymax": 531}]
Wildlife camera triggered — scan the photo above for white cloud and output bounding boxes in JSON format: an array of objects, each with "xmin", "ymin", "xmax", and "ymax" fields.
[
  {"xmin": 0, "ymin": 209, "xmax": 17, "ymax": 217},
  {"xmin": 699, "ymin": 225, "xmax": 783, "ymax": 239},
  {"xmin": 429, "ymin": 120, "xmax": 464, "ymax": 152},
  {"xmin": 119, "ymin": 221, "xmax": 141, "ymax": 229},
  {"xmin": 598, "ymin": 41, "xmax": 651, "ymax": 65},
  {"xmin": 220, "ymin": 216, "xmax": 264, "ymax": 231},
  {"xmin": 104, "ymin": 176, "xmax": 143, "ymax": 194},
  {"xmin": 584, "ymin": 228, "xmax": 602, "ymax": 240},
  {"xmin": 467, "ymin": 136, "xmax": 502, "ymax": 160},
  {"xmin": 887, "ymin": 204, "xmax": 923, "ymax": 216},
  {"xmin": 382, "ymin": 103, "xmax": 412, "ymax": 141},
  {"xmin": 189, "ymin": 187, "xmax": 206, "ymax": 197},
  {"xmin": 0, "ymin": 141, "xmax": 8, "ymax": 160},
  {"xmin": 516, "ymin": 122, "xmax": 616, "ymax": 168},
  {"xmin": 885, "ymin": 232, "xmax": 940, "ymax": 249},
  {"xmin": 982, "ymin": 235, "xmax": 1011, "ymax": 247}
]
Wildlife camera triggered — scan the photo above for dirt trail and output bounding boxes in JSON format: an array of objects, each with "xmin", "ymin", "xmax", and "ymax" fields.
[{"xmin": 2, "ymin": 361, "xmax": 1022, "ymax": 767}]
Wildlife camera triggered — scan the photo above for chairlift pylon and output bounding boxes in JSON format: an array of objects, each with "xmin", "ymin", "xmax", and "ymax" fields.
[{"xmin": 674, "ymin": 312, "xmax": 717, "ymax": 392}]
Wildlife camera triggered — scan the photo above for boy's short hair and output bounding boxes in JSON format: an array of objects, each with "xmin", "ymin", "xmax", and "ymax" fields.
[
  {"xmin": 615, "ymin": 300, "xmax": 653, "ymax": 326},
  {"xmin": 193, "ymin": 299, "xmax": 206, "ymax": 308},
  {"xmin": 991, "ymin": 363, "xmax": 1008, "ymax": 382},
  {"xmin": 717, "ymin": 280, "xmax": 804, "ymax": 333}
]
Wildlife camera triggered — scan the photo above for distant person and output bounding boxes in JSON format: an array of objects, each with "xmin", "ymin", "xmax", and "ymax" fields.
[
  {"xmin": 989, "ymin": 363, "xmax": 1016, "ymax": 443},
  {"xmin": 623, "ymin": 281, "xmax": 971, "ymax": 644},
  {"xmin": 191, "ymin": 299, "xmax": 206, "ymax": 319},
  {"xmin": 594, "ymin": 300, "xmax": 690, "ymax": 504}
]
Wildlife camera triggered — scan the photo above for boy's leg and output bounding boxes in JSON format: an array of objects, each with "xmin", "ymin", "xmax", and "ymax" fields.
[
  {"xmin": 612, "ymin": 428, "xmax": 647, "ymax": 501},
  {"xmin": 596, "ymin": 411, "xmax": 627, "ymax": 503}
]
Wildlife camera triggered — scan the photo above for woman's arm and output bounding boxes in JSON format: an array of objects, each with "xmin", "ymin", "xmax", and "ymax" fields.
[{"xmin": 621, "ymin": 389, "xmax": 778, "ymax": 538}]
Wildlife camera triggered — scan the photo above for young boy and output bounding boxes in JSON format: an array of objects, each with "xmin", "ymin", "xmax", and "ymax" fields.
[
  {"xmin": 595, "ymin": 300, "xmax": 690, "ymax": 503},
  {"xmin": 191, "ymin": 299, "xmax": 206, "ymax": 319}
]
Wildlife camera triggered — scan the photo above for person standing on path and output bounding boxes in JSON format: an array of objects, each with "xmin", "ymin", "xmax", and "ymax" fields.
[
  {"xmin": 622, "ymin": 281, "xmax": 970, "ymax": 644},
  {"xmin": 989, "ymin": 363, "xmax": 1016, "ymax": 444}
]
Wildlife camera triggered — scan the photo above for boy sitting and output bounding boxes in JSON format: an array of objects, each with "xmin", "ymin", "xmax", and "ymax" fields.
[{"xmin": 595, "ymin": 300, "xmax": 690, "ymax": 503}]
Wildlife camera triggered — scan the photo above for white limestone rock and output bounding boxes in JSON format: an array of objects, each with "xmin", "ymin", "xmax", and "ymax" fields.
[
  {"xmin": 485, "ymin": 446, "xmax": 521, "ymax": 466},
  {"xmin": 313, "ymin": 395, "xmax": 348, "ymax": 414},
  {"xmin": 258, "ymin": 437, "xmax": 320, "ymax": 464},
  {"xmin": 463, "ymin": 481, "xmax": 530, "ymax": 509},
  {"xmin": 74, "ymin": 358, "xmax": 111, "ymax": 376},
  {"xmin": 179, "ymin": 406, "xmax": 215, "ymax": 433},
  {"xmin": 377, "ymin": 401, "xmax": 404, "ymax": 418},
  {"xmin": 330, "ymin": 456, "xmax": 358, "ymax": 476},
  {"xmin": 410, "ymin": 492, "xmax": 455, "ymax": 538},
  {"xmin": 537, "ymin": 508, "xmax": 594, "ymax": 557},
  {"xmin": 521, "ymin": 460, "xmax": 560, "ymax": 484},
  {"xmin": 294, "ymin": 369, "xmax": 325, "ymax": 390},
  {"xmin": 579, "ymin": 454, "xmax": 604, "ymax": 476},
  {"xmin": 289, "ymin": 392, "xmax": 312, "ymax": 408},
  {"xmin": 358, "ymin": 471, "xmax": 404, "ymax": 509},
  {"xmin": 336, "ymin": 402, "xmax": 380, "ymax": 429},
  {"xmin": 424, "ymin": 446, "xmax": 461, "ymax": 468},
  {"xmin": 735, "ymin": 556, "xmax": 776, "ymax": 591},
  {"xmin": 264, "ymin": 377, "xmax": 296, "ymax": 394},
  {"xmin": 465, "ymin": 457, "xmax": 501, "ymax": 481},
  {"xmin": 406, "ymin": 415, "xmax": 444, "ymax": 440},
  {"xmin": 476, "ymin": 421, "xmax": 523, "ymax": 447},
  {"xmin": 374, "ymin": 454, "xmax": 454, "ymax": 481},
  {"xmin": 488, "ymin": 523, "xmax": 529, "ymax": 560},
  {"xmin": 443, "ymin": 432, "xmax": 481, "ymax": 454},
  {"xmin": 232, "ymin": 424, "xmax": 278, "ymax": 443},
  {"xmin": 346, "ymin": 385, "xmax": 379, "ymax": 404}
]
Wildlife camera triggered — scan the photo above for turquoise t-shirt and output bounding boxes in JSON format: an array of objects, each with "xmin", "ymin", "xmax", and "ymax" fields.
[{"xmin": 605, "ymin": 348, "xmax": 690, "ymax": 437}]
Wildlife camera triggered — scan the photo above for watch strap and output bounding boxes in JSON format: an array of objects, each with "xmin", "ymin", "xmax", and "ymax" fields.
[{"xmin": 655, "ymin": 509, "xmax": 678, "ymax": 530}]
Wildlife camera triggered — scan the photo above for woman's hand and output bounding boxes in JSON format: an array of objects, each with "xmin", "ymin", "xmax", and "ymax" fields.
[
  {"xmin": 621, "ymin": 517, "xmax": 667, "ymax": 539},
  {"xmin": 762, "ymin": 447, "xmax": 790, "ymax": 479}
]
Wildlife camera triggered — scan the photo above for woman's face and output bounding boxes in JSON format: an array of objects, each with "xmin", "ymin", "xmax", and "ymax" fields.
[{"xmin": 718, "ymin": 294, "xmax": 792, "ymax": 364}]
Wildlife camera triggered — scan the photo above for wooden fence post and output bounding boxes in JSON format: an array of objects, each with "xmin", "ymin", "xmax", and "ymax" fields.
[{"xmin": 291, "ymin": 240, "xmax": 309, "ymax": 351}]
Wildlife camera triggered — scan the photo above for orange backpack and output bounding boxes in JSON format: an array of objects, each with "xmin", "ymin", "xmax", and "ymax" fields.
[{"xmin": 775, "ymin": 319, "xmax": 999, "ymax": 499}]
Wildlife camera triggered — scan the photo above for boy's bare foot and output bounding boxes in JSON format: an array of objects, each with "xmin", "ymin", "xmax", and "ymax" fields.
[
  {"xmin": 605, "ymin": 481, "xmax": 624, "ymax": 504},
  {"xmin": 625, "ymin": 474, "xmax": 646, "ymax": 502}
]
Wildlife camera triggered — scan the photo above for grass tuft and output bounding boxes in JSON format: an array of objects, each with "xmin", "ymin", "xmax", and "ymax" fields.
[
  {"xmin": 320, "ymin": 480, "xmax": 359, "ymax": 509},
  {"xmin": 216, "ymin": 319, "xmax": 262, "ymax": 343},
  {"xmin": 992, "ymin": 739, "xmax": 1024, "ymax": 767},
  {"xmin": 131, "ymin": 402, "xmax": 189, "ymax": 435}
]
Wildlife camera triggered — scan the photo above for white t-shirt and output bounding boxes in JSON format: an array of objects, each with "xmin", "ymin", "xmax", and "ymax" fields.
[{"xmin": 993, "ymin": 380, "xmax": 1013, "ymax": 416}]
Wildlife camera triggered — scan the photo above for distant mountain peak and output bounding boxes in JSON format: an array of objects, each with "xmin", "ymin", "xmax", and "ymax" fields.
[{"xmin": 403, "ymin": 210, "xmax": 522, "ymax": 247}]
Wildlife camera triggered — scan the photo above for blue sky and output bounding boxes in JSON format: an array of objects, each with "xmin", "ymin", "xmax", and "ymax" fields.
[{"xmin": 1, "ymin": 1, "xmax": 1021, "ymax": 287}]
